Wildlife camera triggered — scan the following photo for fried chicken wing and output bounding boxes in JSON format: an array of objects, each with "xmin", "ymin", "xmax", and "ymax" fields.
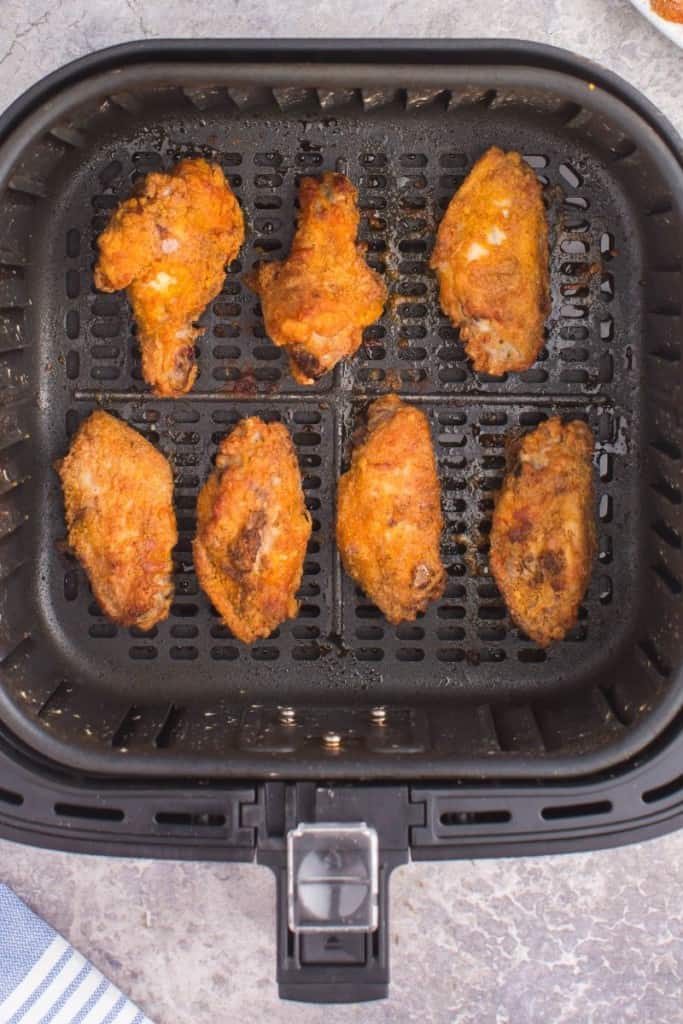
[
  {"xmin": 95, "ymin": 158, "xmax": 245, "ymax": 397},
  {"xmin": 193, "ymin": 418, "xmax": 311, "ymax": 644},
  {"xmin": 56, "ymin": 410, "xmax": 177, "ymax": 630},
  {"xmin": 247, "ymin": 172, "xmax": 387, "ymax": 384},
  {"xmin": 337, "ymin": 395, "xmax": 446, "ymax": 624},
  {"xmin": 651, "ymin": 0, "xmax": 683, "ymax": 23},
  {"xmin": 490, "ymin": 418, "xmax": 596, "ymax": 647},
  {"xmin": 430, "ymin": 147, "xmax": 550, "ymax": 375}
]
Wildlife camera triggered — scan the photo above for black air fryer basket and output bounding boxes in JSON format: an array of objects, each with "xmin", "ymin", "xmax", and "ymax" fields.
[{"xmin": 0, "ymin": 40, "xmax": 681, "ymax": 1003}]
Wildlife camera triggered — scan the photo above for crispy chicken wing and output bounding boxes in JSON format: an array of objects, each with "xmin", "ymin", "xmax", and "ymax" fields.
[
  {"xmin": 337, "ymin": 395, "xmax": 446, "ymax": 624},
  {"xmin": 651, "ymin": 0, "xmax": 683, "ymax": 23},
  {"xmin": 490, "ymin": 418, "xmax": 596, "ymax": 647},
  {"xmin": 193, "ymin": 418, "xmax": 311, "ymax": 644},
  {"xmin": 247, "ymin": 172, "xmax": 387, "ymax": 384},
  {"xmin": 431, "ymin": 147, "xmax": 550, "ymax": 375},
  {"xmin": 95, "ymin": 158, "xmax": 245, "ymax": 397},
  {"xmin": 56, "ymin": 410, "xmax": 177, "ymax": 630}
]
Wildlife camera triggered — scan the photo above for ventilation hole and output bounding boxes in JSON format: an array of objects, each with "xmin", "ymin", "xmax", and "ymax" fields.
[
  {"xmin": 541, "ymin": 800, "xmax": 611, "ymax": 821},
  {"xmin": 478, "ymin": 605, "xmax": 506, "ymax": 621},
  {"xmin": 440, "ymin": 809, "xmax": 511, "ymax": 826},
  {"xmin": 66, "ymin": 350, "xmax": 80, "ymax": 379},
  {"xmin": 518, "ymin": 368, "xmax": 548, "ymax": 385},
  {"xmin": 437, "ymin": 605, "xmax": 466, "ymax": 620},
  {"xmin": 559, "ymin": 163, "xmax": 582, "ymax": 188},
  {"xmin": 54, "ymin": 802, "xmax": 123, "ymax": 822},
  {"xmin": 478, "ymin": 627, "xmax": 506, "ymax": 643},
  {"xmin": 296, "ymin": 601, "xmax": 319, "ymax": 619},
  {"xmin": 396, "ymin": 647, "xmax": 424, "ymax": 662},
  {"xmin": 651, "ymin": 437, "xmax": 682, "ymax": 461},
  {"xmin": 170, "ymin": 646, "xmax": 198, "ymax": 660},
  {"xmin": 129, "ymin": 646, "xmax": 157, "ymax": 660},
  {"xmin": 292, "ymin": 644, "xmax": 320, "ymax": 661},
  {"xmin": 292, "ymin": 626, "xmax": 320, "ymax": 640},
  {"xmin": 356, "ymin": 604, "xmax": 382, "ymax": 619},
  {"xmin": 112, "ymin": 707, "xmax": 139, "ymax": 748},
  {"xmin": 37, "ymin": 681, "xmax": 71, "ymax": 719},
  {"xmin": 155, "ymin": 811, "xmax": 226, "ymax": 827},
  {"xmin": 63, "ymin": 570, "xmax": 78, "ymax": 601},
  {"xmin": 436, "ymin": 647, "xmax": 464, "ymax": 662},
  {"xmin": 518, "ymin": 649, "xmax": 546, "ymax": 663},
  {"xmin": 560, "ymin": 368, "xmax": 589, "ymax": 384},
  {"xmin": 599, "ymin": 353, "xmax": 614, "ymax": 382},
  {"xmin": 171, "ymin": 603, "xmax": 198, "ymax": 618},
  {"xmin": 356, "ymin": 647, "xmax": 384, "ymax": 661},
  {"xmin": 211, "ymin": 645, "xmax": 239, "ymax": 660},
  {"xmin": 639, "ymin": 638, "xmax": 671, "ymax": 677},
  {"xmin": 65, "ymin": 269, "xmax": 80, "ymax": 299},
  {"xmin": 652, "ymin": 520, "xmax": 681, "ymax": 549},
  {"xmin": 91, "ymin": 366, "xmax": 119, "ymax": 381},
  {"xmin": 251, "ymin": 647, "xmax": 279, "ymax": 661},
  {"xmin": 88, "ymin": 623, "xmax": 117, "ymax": 639},
  {"xmin": 651, "ymin": 563, "xmax": 682, "ymax": 595},
  {"xmin": 599, "ymin": 494, "xmax": 613, "ymax": 522},
  {"xmin": 170, "ymin": 624, "xmax": 198, "ymax": 640},
  {"xmin": 651, "ymin": 479, "xmax": 682, "ymax": 505},
  {"xmin": 642, "ymin": 774, "xmax": 683, "ymax": 805},
  {"xmin": 560, "ymin": 239, "xmax": 588, "ymax": 255},
  {"xmin": 0, "ymin": 786, "xmax": 23, "ymax": 807},
  {"xmin": 356, "ymin": 626, "xmax": 383, "ymax": 641}
]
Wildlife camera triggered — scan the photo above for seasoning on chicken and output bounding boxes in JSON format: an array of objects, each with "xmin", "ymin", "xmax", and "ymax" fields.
[
  {"xmin": 247, "ymin": 172, "xmax": 387, "ymax": 384},
  {"xmin": 193, "ymin": 418, "xmax": 311, "ymax": 644},
  {"xmin": 490, "ymin": 418, "xmax": 596, "ymax": 647},
  {"xmin": 651, "ymin": 0, "xmax": 683, "ymax": 23},
  {"xmin": 430, "ymin": 147, "xmax": 550, "ymax": 375},
  {"xmin": 95, "ymin": 158, "xmax": 245, "ymax": 397},
  {"xmin": 337, "ymin": 395, "xmax": 446, "ymax": 624},
  {"xmin": 56, "ymin": 410, "xmax": 177, "ymax": 631}
]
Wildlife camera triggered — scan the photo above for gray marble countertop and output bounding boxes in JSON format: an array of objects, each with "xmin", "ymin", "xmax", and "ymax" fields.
[{"xmin": 0, "ymin": 3, "xmax": 682, "ymax": 1022}]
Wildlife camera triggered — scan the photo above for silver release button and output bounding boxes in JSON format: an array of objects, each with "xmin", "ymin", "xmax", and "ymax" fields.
[{"xmin": 287, "ymin": 822, "xmax": 379, "ymax": 933}]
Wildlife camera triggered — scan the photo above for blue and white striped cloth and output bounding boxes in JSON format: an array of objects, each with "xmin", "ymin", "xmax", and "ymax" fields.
[{"xmin": 0, "ymin": 886, "xmax": 153, "ymax": 1024}]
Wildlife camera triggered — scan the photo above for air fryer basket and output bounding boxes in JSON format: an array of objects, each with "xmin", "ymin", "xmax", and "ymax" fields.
[{"xmin": 0, "ymin": 40, "xmax": 681, "ymax": 1003}]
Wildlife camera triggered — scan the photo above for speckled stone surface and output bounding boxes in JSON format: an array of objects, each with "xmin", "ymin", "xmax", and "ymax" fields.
[{"xmin": 0, "ymin": 3, "xmax": 682, "ymax": 1022}]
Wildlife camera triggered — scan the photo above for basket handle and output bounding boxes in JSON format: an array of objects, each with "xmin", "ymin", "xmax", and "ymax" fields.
[{"xmin": 253, "ymin": 783, "xmax": 413, "ymax": 1002}]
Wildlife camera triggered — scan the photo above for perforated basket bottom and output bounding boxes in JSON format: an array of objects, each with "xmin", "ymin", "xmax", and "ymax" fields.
[{"xmin": 27, "ymin": 92, "xmax": 640, "ymax": 712}]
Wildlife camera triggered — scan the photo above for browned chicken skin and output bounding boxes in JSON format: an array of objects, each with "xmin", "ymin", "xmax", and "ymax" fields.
[
  {"xmin": 431, "ymin": 147, "xmax": 550, "ymax": 375},
  {"xmin": 193, "ymin": 418, "xmax": 312, "ymax": 644},
  {"xmin": 490, "ymin": 418, "xmax": 596, "ymax": 647},
  {"xmin": 56, "ymin": 410, "xmax": 177, "ymax": 630},
  {"xmin": 247, "ymin": 172, "xmax": 387, "ymax": 384},
  {"xmin": 651, "ymin": 0, "xmax": 683, "ymax": 23},
  {"xmin": 95, "ymin": 158, "xmax": 245, "ymax": 397},
  {"xmin": 337, "ymin": 395, "xmax": 446, "ymax": 624}
]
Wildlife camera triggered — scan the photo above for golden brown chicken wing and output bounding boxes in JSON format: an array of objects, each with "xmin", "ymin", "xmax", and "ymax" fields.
[
  {"xmin": 651, "ymin": 0, "xmax": 683, "ymax": 23},
  {"xmin": 337, "ymin": 395, "xmax": 446, "ymax": 624},
  {"xmin": 430, "ymin": 147, "xmax": 550, "ymax": 375},
  {"xmin": 247, "ymin": 172, "xmax": 387, "ymax": 384},
  {"xmin": 489, "ymin": 418, "xmax": 596, "ymax": 647},
  {"xmin": 193, "ymin": 418, "xmax": 311, "ymax": 644},
  {"xmin": 95, "ymin": 158, "xmax": 245, "ymax": 397},
  {"xmin": 56, "ymin": 410, "xmax": 177, "ymax": 630}
]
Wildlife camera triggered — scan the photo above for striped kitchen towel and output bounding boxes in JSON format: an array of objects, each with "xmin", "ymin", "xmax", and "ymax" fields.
[{"xmin": 0, "ymin": 885, "xmax": 153, "ymax": 1024}]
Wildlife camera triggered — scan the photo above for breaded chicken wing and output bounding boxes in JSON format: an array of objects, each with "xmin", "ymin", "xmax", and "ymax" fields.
[
  {"xmin": 56, "ymin": 410, "xmax": 177, "ymax": 630},
  {"xmin": 247, "ymin": 172, "xmax": 387, "ymax": 384},
  {"xmin": 95, "ymin": 158, "xmax": 245, "ymax": 397},
  {"xmin": 337, "ymin": 395, "xmax": 446, "ymax": 624},
  {"xmin": 193, "ymin": 418, "xmax": 311, "ymax": 644},
  {"xmin": 651, "ymin": 0, "xmax": 683, "ymax": 23},
  {"xmin": 431, "ymin": 147, "xmax": 549, "ymax": 375},
  {"xmin": 490, "ymin": 418, "xmax": 596, "ymax": 647}
]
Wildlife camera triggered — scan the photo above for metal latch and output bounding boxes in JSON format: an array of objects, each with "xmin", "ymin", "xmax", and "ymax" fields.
[{"xmin": 287, "ymin": 822, "xmax": 379, "ymax": 933}]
